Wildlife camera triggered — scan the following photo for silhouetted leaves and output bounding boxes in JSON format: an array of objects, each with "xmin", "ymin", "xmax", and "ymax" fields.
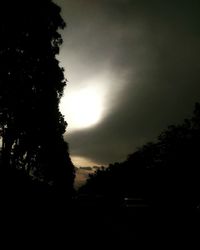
[
  {"xmin": 80, "ymin": 103, "xmax": 200, "ymax": 209},
  {"xmin": 0, "ymin": 1, "xmax": 75, "ymax": 197}
]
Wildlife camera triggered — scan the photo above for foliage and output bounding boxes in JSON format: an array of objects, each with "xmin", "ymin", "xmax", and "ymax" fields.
[
  {"xmin": 80, "ymin": 103, "xmax": 200, "ymax": 209},
  {"xmin": 0, "ymin": 1, "xmax": 75, "ymax": 195}
]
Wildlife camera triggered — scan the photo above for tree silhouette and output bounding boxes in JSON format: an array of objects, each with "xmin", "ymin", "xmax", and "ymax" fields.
[
  {"xmin": 0, "ymin": 1, "xmax": 75, "ymax": 196},
  {"xmin": 80, "ymin": 103, "xmax": 200, "ymax": 209}
]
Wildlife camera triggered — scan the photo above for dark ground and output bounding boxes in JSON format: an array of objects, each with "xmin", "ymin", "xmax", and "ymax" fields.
[{"xmin": 1, "ymin": 195, "xmax": 200, "ymax": 248}]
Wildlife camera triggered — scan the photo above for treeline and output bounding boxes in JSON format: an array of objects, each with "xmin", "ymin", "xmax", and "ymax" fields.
[{"xmin": 80, "ymin": 103, "xmax": 200, "ymax": 209}]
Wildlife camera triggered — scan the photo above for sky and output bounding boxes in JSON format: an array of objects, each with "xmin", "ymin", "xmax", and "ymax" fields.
[{"xmin": 55, "ymin": 0, "xmax": 200, "ymax": 167}]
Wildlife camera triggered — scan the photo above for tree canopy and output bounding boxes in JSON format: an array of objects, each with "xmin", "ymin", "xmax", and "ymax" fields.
[
  {"xmin": 80, "ymin": 103, "xmax": 200, "ymax": 209},
  {"xmin": 0, "ymin": 1, "xmax": 75, "ymax": 196}
]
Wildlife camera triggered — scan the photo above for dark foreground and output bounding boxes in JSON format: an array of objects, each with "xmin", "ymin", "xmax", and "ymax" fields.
[{"xmin": 1, "ymin": 194, "xmax": 200, "ymax": 248}]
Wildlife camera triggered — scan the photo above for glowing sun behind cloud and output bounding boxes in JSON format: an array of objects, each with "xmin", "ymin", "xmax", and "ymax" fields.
[{"xmin": 60, "ymin": 84, "xmax": 106, "ymax": 132}]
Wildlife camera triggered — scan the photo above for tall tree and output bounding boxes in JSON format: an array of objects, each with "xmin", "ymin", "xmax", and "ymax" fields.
[{"xmin": 0, "ymin": 1, "xmax": 74, "ymax": 194}]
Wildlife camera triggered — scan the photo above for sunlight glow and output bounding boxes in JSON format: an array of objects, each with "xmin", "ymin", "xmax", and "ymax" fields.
[
  {"xmin": 71, "ymin": 156, "xmax": 102, "ymax": 167},
  {"xmin": 60, "ymin": 85, "xmax": 106, "ymax": 131}
]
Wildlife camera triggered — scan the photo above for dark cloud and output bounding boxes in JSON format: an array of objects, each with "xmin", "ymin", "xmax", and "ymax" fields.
[
  {"xmin": 79, "ymin": 167, "xmax": 93, "ymax": 171},
  {"xmin": 56, "ymin": 0, "xmax": 200, "ymax": 165}
]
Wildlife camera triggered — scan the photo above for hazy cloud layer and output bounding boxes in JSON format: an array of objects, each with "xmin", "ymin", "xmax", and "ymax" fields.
[{"xmin": 56, "ymin": 0, "xmax": 200, "ymax": 165}]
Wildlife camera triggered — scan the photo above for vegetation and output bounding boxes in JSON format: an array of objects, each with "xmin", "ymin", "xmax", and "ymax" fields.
[
  {"xmin": 80, "ymin": 103, "xmax": 200, "ymax": 209},
  {"xmin": 0, "ymin": 1, "xmax": 75, "ymax": 198},
  {"xmin": 0, "ymin": 0, "xmax": 199, "ymax": 212}
]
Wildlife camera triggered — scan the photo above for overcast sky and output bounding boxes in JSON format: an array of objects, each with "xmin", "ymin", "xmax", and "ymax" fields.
[{"xmin": 55, "ymin": 0, "xmax": 200, "ymax": 167}]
